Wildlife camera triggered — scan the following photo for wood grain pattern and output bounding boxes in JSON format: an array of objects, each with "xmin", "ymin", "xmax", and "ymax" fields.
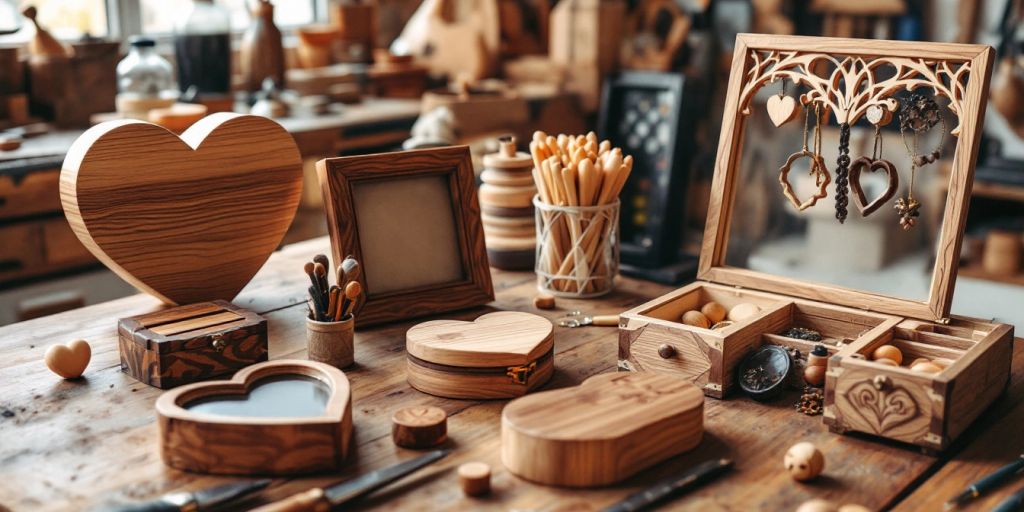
[
  {"xmin": 317, "ymin": 146, "xmax": 494, "ymax": 327},
  {"xmin": 156, "ymin": 359, "xmax": 352, "ymax": 475},
  {"xmin": 60, "ymin": 113, "xmax": 303, "ymax": 305},
  {"xmin": 406, "ymin": 312, "xmax": 553, "ymax": 367},
  {"xmin": 501, "ymin": 372, "xmax": 704, "ymax": 487},
  {"xmin": 118, "ymin": 301, "xmax": 268, "ymax": 389}
]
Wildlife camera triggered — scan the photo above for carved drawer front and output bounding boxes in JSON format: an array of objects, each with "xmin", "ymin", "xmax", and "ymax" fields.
[
  {"xmin": 627, "ymin": 323, "xmax": 715, "ymax": 388},
  {"xmin": 833, "ymin": 368, "xmax": 934, "ymax": 446}
]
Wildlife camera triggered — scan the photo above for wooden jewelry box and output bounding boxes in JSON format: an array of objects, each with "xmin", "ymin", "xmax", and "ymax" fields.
[
  {"xmin": 620, "ymin": 35, "xmax": 1013, "ymax": 451},
  {"xmin": 119, "ymin": 301, "xmax": 268, "ymax": 389}
]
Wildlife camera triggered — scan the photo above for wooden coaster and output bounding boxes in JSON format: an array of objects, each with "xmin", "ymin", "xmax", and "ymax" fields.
[
  {"xmin": 458, "ymin": 462, "xmax": 492, "ymax": 496},
  {"xmin": 391, "ymin": 405, "xmax": 448, "ymax": 448},
  {"xmin": 478, "ymin": 184, "xmax": 537, "ymax": 209},
  {"xmin": 481, "ymin": 168, "xmax": 535, "ymax": 187}
]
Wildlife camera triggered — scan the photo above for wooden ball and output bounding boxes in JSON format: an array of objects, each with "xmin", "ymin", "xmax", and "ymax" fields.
[
  {"xmin": 873, "ymin": 358, "xmax": 899, "ymax": 367},
  {"xmin": 908, "ymin": 357, "xmax": 931, "ymax": 368},
  {"xmin": 803, "ymin": 365, "xmax": 826, "ymax": 387},
  {"xmin": 533, "ymin": 294, "xmax": 556, "ymax": 310},
  {"xmin": 700, "ymin": 302, "xmax": 727, "ymax": 324},
  {"xmin": 728, "ymin": 303, "xmax": 761, "ymax": 322},
  {"xmin": 871, "ymin": 345, "xmax": 903, "ymax": 365},
  {"xmin": 797, "ymin": 500, "xmax": 839, "ymax": 512},
  {"xmin": 681, "ymin": 310, "xmax": 711, "ymax": 328},
  {"xmin": 784, "ymin": 442, "xmax": 824, "ymax": 481},
  {"xmin": 932, "ymin": 358, "xmax": 954, "ymax": 369},
  {"xmin": 910, "ymin": 361, "xmax": 943, "ymax": 374},
  {"xmin": 458, "ymin": 461, "xmax": 492, "ymax": 497},
  {"xmin": 44, "ymin": 339, "xmax": 91, "ymax": 379},
  {"xmin": 391, "ymin": 406, "xmax": 448, "ymax": 449}
]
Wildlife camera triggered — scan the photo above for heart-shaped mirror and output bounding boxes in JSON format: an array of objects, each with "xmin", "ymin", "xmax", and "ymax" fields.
[{"xmin": 184, "ymin": 375, "xmax": 330, "ymax": 418}]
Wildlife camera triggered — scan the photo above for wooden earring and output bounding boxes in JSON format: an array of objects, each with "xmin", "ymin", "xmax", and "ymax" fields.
[
  {"xmin": 767, "ymin": 81, "xmax": 799, "ymax": 127},
  {"xmin": 779, "ymin": 103, "xmax": 830, "ymax": 211},
  {"xmin": 895, "ymin": 94, "xmax": 945, "ymax": 230},
  {"xmin": 849, "ymin": 123, "xmax": 899, "ymax": 217}
]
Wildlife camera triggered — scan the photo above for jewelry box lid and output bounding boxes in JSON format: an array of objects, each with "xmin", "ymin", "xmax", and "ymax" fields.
[
  {"xmin": 697, "ymin": 34, "xmax": 994, "ymax": 322},
  {"xmin": 118, "ymin": 300, "xmax": 265, "ymax": 353},
  {"xmin": 405, "ymin": 311, "xmax": 554, "ymax": 368}
]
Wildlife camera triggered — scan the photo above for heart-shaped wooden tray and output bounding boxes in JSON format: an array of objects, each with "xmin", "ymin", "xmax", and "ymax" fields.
[
  {"xmin": 60, "ymin": 113, "xmax": 303, "ymax": 305},
  {"xmin": 155, "ymin": 359, "xmax": 352, "ymax": 475},
  {"xmin": 502, "ymin": 372, "xmax": 704, "ymax": 487}
]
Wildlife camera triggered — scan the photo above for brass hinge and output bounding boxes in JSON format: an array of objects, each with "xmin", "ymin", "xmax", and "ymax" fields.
[
  {"xmin": 210, "ymin": 333, "xmax": 227, "ymax": 352},
  {"xmin": 507, "ymin": 361, "xmax": 537, "ymax": 385},
  {"xmin": 938, "ymin": 317, "xmax": 951, "ymax": 325}
]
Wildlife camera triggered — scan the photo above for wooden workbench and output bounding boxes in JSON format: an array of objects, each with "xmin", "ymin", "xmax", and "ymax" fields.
[{"xmin": 0, "ymin": 236, "xmax": 1021, "ymax": 511}]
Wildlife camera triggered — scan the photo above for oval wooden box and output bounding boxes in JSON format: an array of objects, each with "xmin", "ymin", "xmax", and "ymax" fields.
[
  {"xmin": 118, "ymin": 300, "xmax": 268, "ymax": 389},
  {"xmin": 405, "ymin": 311, "xmax": 554, "ymax": 400},
  {"xmin": 156, "ymin": 359, "xmax": 353, "ymax": 475}
]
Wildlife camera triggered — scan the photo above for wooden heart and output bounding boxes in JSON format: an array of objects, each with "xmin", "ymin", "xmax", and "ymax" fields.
[
  {"xmin": 44, "ymin": 339, "xmax": 91, "ymax": 379},
  {"xmin": 156, "ymin": 359, "xmax": 352, "ymax": 475},
  {"xmin": 779, "ymin": 151, "xmax": 830, "ymax": 211},
  {"xmin": 501, "ymin": 372, "xmax": 704, "ymax": 487},
  {"xmin": 407, "ymin": 311, "xmax": 553, "ymax": 367},
  {"xmin": 865, "ymin": 105, "xmax": 894, "ymax": 126},
  {"xmin": 60, "ymin": 113, "xmax": 303, "ymax": 305},
  {"xmin": 766, "ymin": 95, "xmax": 799, "ymax": 127},
  {"xmin": 849, "ymin": 156, "xmax": 899, "ymax": 216},
  {"xmin": 845, "ymin": 379, "xmax": 919, "ymax": 434}
]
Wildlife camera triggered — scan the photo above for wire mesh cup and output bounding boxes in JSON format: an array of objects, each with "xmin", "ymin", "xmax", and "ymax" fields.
[{"xmin": 534, "ymin": 195, "xmax": 620, "ymax": 297}]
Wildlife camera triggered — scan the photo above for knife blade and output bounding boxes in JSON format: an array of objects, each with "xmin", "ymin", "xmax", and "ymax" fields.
[
  {"xmin": 602, "ymin": 458, "xmax": 734, "ymax": 512},
  {"xmin": 251, "ymin": 449, "xmax": 449, "ymax": 512},
  {"xmin": 105, "ymin": 479, "xmax": 271, "ymax": 512}
]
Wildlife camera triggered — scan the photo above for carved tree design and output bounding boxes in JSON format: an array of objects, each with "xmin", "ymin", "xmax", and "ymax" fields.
[{"xmin": 738, "ymin": 50, "xmax": 972, "ymax": 136}]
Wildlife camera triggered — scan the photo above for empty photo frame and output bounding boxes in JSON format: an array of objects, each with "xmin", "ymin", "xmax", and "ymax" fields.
[{"xmin": 317, "ymin": 146, "xmax": 494, "ymax": 326}]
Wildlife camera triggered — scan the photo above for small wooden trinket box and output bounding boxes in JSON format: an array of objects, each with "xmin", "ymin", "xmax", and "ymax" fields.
[
  {"xmin": 119, "ymin": 301, "xmax": 268, "ymax": 389},
  {"xmin": 620, "ymin": 35, "xmax": 1013, "ymax": 451}
]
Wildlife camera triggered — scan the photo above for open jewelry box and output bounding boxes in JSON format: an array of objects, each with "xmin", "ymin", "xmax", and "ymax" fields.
[{"xmin": 619, "ymin": 34, "xmax": 1013, "ymax": 451}]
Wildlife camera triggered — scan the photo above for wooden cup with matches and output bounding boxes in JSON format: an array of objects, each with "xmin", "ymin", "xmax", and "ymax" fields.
[
  {"xmin": 305, "ymin": 254, "xmax": 363, "ymax": 369},
  {"xmin": 530, "ymin": 131, "xmax": 633, "ymax": 297}
]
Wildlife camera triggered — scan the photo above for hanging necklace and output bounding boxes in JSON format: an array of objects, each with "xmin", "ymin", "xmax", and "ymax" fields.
[
  {"xmin": 849, "ymin": 121, "xmax": 899, "ymax": 217},
  {"xmin": 779, "ymin": 102, "xmax": 830, "ymax": 211},
  {"xmin": 895, "ymin": 93, "xmax": 946, "ymax": 230}
]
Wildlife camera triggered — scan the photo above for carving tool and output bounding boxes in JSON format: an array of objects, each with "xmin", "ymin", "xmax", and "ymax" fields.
[
  {"xmin": 326, "ymin": 286, "xmax": 340, "ymax": 322},
  {"xmin": 945, "ymin": 455, "xmax": 1024, "ymax": 509},
  {"xmin": 313, "ymin": 262, "xmax": 329, "ymax": 303},
  {"xmin": 313, "ymin": 254, "xmax": 330, "ymax": 283},
  {"xmin": 105, "ymin": 479, "xmax": 270, "ymax": 512},
  {"xmin": 251, "ymin": 449, "xmax": 449, "ymax": 511},
  {"xmin": 601, "ymin": 459, "xmax": 733, "ymax": 512},
  {"xmin": 991, "ymin": 484, "xmax": 1024, "ymax": 512},
  {"xmin": 308, "ymin": 285, "xmax": 325, "ymax": 321},
  {"xmin": 303, "ymin": 262, "xmax": 320, "ymax": 300},
  {"xmin": 342, "ymin": 280, "xmax": 362, "ymax": 318},
  {"xmin": 558, "ymin": 311, "xmax": 620, "ymax": 328}
]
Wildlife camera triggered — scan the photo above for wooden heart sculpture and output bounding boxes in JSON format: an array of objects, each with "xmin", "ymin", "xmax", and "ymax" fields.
[
  {"xmin": 779, "ymin": 151, "xmax": 831, "ymax": 211},
  {"xmin": 849, "ymin": 156, "xmax": 899, "ymax": 217},
  {"xmin": 60, "ymin": 113, "xmax": 303, "ymax": 305},
  {"xmin": 156, "ymin": 359, "xmax": 352, "ymax": 475},
  {"xmin": 406, "ymin": 311, "xmax": 554, "ymax": 399},
  {"xmin": 501, "ymin": 372, "xmax": 704, "ymax": 487},
  {"xmin": 844, "ymin": 379, "xmax": 919, "ymax": 434},
  {"xmin": 767, "ymin": 94, "xmax": 799, "ymax": 127},
  {"xmin": 44, "ymin": 339, "xmax": 91, "ymax": 379}
]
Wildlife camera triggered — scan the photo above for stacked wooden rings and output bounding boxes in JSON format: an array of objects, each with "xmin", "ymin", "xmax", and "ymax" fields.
[{"xmin": 479, "ymin": 137, "xmax": 537, "ymax": 270}]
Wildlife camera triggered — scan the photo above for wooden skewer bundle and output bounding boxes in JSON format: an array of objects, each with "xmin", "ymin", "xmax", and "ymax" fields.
[{"xmin": 529, "ymin": 131, "xmax": 633, "ymax": 294}]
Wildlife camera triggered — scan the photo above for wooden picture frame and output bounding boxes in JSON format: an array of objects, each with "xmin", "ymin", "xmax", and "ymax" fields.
[
  {"xmin": 597, "ymin": 71, "xmax": 697, "ymax": 268},
  {"xmin": 317, "ymin": 146, "xmax": 494, "ymax": 327},
  {"xmin": 156, "ymin": 359, "xmax": 353, "ymax": 475}
]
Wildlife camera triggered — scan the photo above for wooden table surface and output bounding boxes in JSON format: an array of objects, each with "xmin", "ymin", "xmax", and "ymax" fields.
[{"xmin": 0, "ymin": 236, "xmax": 1021, "ymax": 512}]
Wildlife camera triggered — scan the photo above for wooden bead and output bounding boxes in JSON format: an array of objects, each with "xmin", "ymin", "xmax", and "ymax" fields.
[
  {"xmin": 784, "ymin": 442, "xmax": 824, "ymax": 481},
  {"xmin": 910, "ymin": 361, "xmax": 943, "ymax": 374},
  {"xmin": 873, "ymin": 358, "xmax": 899, "ymax": 367},
  {"xmin": 0, "ymin": 136, "xmax": 22, "ymax": 151},
  {"xmin": 700, "ymin": 302, "xmax": 727, "ymax": 324},
  {"xmin": 681, "ymin": 310, "xmax": 711, "ymax": 328},
  {"xmin": 871, "ymin": 345, "xmax": 903, "ymax": 365},
  {"xmin": 458, "ymin": 461, "xmax": 491, "ymax": 496},
  {"xmin": 728, "ymin": 303, "xmax": 761, "ymax": 322},
  {"xmin": 803, "ymin": 365, "xmax": 826, "ymax": 387},
  {"xmin": 533, "ymin": 294, "xmax": 556, "ymax": 310},
  {"xmin": 658, "ymin": 343, "xmax": 676, "ymax": 359},
  {"xmin": 391, "ymin": 406, "xmax": 448, "ymax": 449},
  {"xmin": 932, "ymin": 358, "xmax": 954, "ymax": 368},
  {"xmin": 908, "ymin": 357, "xmax": 931, "ymax": 368},
  {"xmin": 797, "ymin": 499, "xmax": 838, "ymax": 512},
  {"xmin": 44, "ymin": 339, "xmax": 91, "ymax": 379}
]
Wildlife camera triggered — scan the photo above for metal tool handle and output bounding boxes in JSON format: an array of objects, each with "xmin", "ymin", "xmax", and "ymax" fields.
[
  {"xmin": 249, "ymin": 488, "xmax": 331, "ymax": 512},
  {"xmin": 975, "ymin": 457, "xmax": 1024, "ymax": 494},
  {"xmin": 590, "ymin": 315, "xmax": 620, "ymax": 326}
]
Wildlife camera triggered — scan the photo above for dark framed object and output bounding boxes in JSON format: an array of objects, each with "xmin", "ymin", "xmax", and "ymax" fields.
[
  {"xmin": 317, "ymin": 146, "xmax": 494, "ymax": 327},
  {"xmin": 597, "ymin": 70, "xmax": 698, "ymax": 269}
]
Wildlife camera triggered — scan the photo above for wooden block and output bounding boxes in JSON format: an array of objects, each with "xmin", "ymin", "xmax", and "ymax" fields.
[
  {"xmin": 391, "ymin": 405, "xmax": 448, "ymax": 448},
  {"xmin": 458, "ymin": 462, "xmax": 492, "ymax": 496},
  {"xmin": 60, "ymin": 113, "xmax": 303, "ymax": 305},
  {"xmin": 501, "ymin": 372, "xmax": 704, "ymax": 487}
]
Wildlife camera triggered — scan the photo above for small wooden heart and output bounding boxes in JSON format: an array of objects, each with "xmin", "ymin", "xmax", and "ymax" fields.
[
  {"xmin": 849, "ymin": 157, "xmax": 899, "ymax": 216},
  {"xmin": 45, "ymin": 339, "xmax": 91, "ymax": 379},
  {"xmin": 767, "ymin": 95, "xmax": 799, "ymax": 127},
  {"xmin": 779, "ymin": 151, "xmax": 831, "ymax": 211},
  {"xmin": 156, "ymin": 359, "xmax": 352, "ymax": 475},
  {"xmin": 502, "ymin": 372, "xmax": 704, "ymax": 487},
  {"xmin": 61, "ymin": 113, "xmax": 303, "ymax": 305},
  {"xmin": 865, "ymin": 105, "xmax": 893, "ymax": 126}
]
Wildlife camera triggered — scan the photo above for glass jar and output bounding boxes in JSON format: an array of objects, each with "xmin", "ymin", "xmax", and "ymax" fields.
[
  {"xmin": 173, "ymin": 0, "xmax": 232, "ymax": 95},
  {"xmin": 116, "ymin": 37, "xmax": 175, "ymax": 98}
]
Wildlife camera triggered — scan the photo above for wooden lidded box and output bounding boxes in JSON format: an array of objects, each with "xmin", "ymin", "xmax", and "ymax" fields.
[
  {"xmin": 620, "ymin": 34, "xmax": 1013, "ymax": 451},
  {"xmin": 119, "ymin": 301, "xmax": 268, "ymax": 389}
]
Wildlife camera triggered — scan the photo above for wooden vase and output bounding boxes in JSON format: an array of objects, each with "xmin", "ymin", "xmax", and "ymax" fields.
[
  {"xmin": 307, "ymin": 315, "xmax": 354, "ymax": 369},
  {"xmin": 239, "ymin": 0, "xmax": 285, "ymax": 93},
  {"xmin": 982, "ymin": 230, "xmax": 1022, "ymax": 276}
]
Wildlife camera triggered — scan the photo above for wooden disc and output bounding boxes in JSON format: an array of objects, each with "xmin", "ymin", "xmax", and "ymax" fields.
[
  {"xmin": 480, "ymin": 212, "xmax": 534, "ymax": 228},
  {"xmin": 484, "ymin": 234, "xmax": 537, "ymax": 251},
  {"xmin": 478, "ymin": 184, "xmax": 537, "ymax": 209},
  {"xmin": 482, "ymin": 205, "xmax": 534, "ymax": 217},
  {"xmin": 458, "ymin": 462, "xmax": 492, "ymax": 496},
  {"xmin": 481, "ymin": 168, "xmax": 535, "ymax": 187},
  {"xmin": 484, "ymin": 223, "xmax": 535, "ymax": 238},
  {"xmin": 482, "ymin": 150, "xmax": 533, "ymax": 170},
  {"xmin": 391, "ymin": 405, "xmax": 448, "ymax": 448}
]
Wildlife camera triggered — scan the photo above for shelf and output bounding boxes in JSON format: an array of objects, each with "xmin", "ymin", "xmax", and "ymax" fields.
[{"xmin": 959, "ymin": 264, "xmax": 1024, "ymax": 286}]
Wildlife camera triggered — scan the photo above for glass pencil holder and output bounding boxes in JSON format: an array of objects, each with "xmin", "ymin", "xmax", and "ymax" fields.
[{"xmin": 534, "ymin": 196, "xmax": 620, "ymax": 298}]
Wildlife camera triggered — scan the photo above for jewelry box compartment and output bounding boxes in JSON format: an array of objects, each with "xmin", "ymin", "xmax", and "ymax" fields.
[
  {"xmin": 619, "ymin": 281, "xmax": 897, "ymax": 398},
  {"xmin": 824, "ymin": 318, "xmax": 1013, "ymax": 451}
]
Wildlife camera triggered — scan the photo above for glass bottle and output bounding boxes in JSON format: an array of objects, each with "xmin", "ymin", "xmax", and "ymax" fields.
[
  {"xmin": 116, "ymin": 36, "xmax": 175, "ymax": 98},
  {"xmin": 173, "ymin": 0, "xmax": 232, "ymax": 95}
]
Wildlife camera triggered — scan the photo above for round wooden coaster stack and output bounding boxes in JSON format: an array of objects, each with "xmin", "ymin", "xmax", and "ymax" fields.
[{"xmin": 479, "ymin": 137, "xmax": 536, "ymax": 270}]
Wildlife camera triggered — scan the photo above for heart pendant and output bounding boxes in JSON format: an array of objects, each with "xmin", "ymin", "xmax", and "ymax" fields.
[
  {"xmin": 865, "ymin": 105, "xmax": 893, "ymax": 126},
  {"xmin": 767, "ymin": 95, "xmax": 799, "ymax": 127},
  {"xmin": 849, "ymin": 157, "xmax": 899, "ymax": 216},
  {"xmin": 779, "ymin": 150, "xmax": 831, "ymax": 211}
]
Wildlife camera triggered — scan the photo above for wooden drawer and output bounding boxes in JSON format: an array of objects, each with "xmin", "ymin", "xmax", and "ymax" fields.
[
  {"xmin": 0, "ymin": 217, "xmax": 95, "ymax": 284},
  {"xmin": 0, "ymin": 169, "xmax": 62, "ymax": 220}
]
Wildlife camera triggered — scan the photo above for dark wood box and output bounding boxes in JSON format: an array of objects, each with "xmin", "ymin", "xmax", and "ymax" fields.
[{"xmin": 118, "ymin": 301, "xmax": 268, "ymax": 389}]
